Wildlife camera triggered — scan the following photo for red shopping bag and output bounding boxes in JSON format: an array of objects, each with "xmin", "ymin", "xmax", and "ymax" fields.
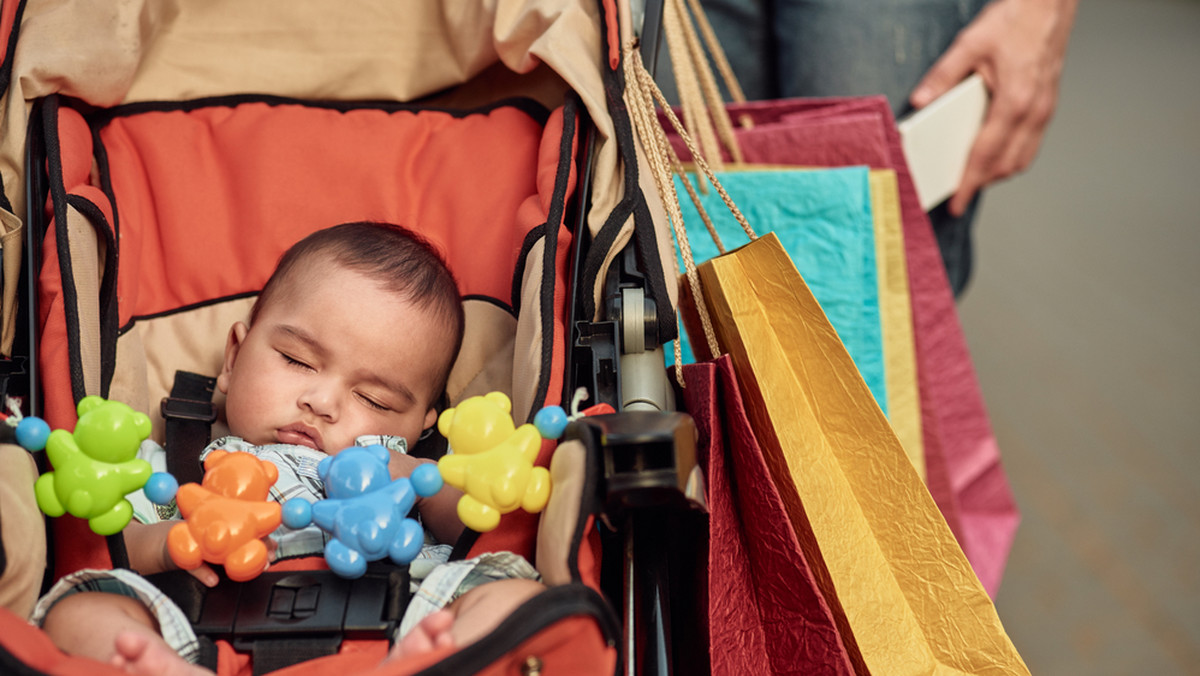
[
  {"xmin": 682, "ymin": 356, "xmax": 854, "ymax": 676},
  {"xmin": 664, "ymin": 96, "xmax": 1019, "ymax": 597}
]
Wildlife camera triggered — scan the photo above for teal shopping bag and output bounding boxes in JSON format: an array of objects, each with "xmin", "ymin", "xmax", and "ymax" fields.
[{"xmin": 674, "ymin": 166, "xmax": 887, "ymax": 414}]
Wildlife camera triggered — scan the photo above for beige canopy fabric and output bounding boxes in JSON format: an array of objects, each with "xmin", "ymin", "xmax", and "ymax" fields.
[{"xmin": 0, "ymin": 0, "xmax": 674, "ymax": 359}]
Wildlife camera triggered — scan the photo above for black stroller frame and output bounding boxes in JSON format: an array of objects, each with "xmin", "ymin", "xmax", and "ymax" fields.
[{"xmin": 566, "ymin": 4, "xmax": 710, "ymax": 673}]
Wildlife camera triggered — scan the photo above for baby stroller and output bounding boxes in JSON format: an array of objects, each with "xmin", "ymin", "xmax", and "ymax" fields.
[{"xmin": 0, "ymin": 0, "xmax": 698, "ymax": 674}]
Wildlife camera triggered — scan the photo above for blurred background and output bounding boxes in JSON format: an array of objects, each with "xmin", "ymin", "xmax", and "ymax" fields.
[{"xmin": 958, "ymin": 0, "xmax": 1200, "ymax": 673}]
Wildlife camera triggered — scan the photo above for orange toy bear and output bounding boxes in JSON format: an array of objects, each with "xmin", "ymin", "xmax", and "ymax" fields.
[{"xmin": 168, "ymin": 450, "xmax": 282, "ymax": 582}]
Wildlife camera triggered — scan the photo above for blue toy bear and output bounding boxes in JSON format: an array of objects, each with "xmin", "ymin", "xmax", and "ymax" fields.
[{"xmin": 282, "ymin": 445, "xmax": 443, "ymax": 579}]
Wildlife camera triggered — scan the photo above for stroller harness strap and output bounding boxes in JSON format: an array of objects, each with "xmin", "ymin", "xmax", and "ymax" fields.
[{"xmin": 162, "ymin": 370, "xmax": 218, "ymax": 487}]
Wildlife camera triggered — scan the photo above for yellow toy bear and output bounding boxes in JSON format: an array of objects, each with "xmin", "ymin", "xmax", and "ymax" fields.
[{"xmin": 437, "ymin": 392, "xmax": 552, "ymax": 532}]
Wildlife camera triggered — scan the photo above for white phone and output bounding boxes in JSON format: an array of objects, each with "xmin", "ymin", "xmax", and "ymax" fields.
[{"xmin": 898, "ymin": 73, "xmax": 989, "ymax": 211}]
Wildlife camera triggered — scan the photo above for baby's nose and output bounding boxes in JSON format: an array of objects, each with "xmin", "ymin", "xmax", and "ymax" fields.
[{"xmin": 299, "ymin": 383, "xmax": 340, "ymax": 420}]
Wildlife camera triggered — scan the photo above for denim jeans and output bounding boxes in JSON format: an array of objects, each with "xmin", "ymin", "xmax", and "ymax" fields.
[{"xmin": 652, "ymin": 0, "xmax": 990, "ymax": 297}]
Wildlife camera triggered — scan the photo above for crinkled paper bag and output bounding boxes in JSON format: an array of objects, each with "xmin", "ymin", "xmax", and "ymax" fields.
[{"xmin": 687, "ymin": 232, "xmax": 1027, "ymax": 675}]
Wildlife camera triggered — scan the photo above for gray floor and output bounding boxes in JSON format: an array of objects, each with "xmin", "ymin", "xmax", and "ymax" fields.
[{"xmin": 957, "ymin": 0, "xmax": 1200, "ymax": 673}]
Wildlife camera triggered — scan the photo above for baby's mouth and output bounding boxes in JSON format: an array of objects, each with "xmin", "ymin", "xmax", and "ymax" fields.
[{"xmin": 277, "ymin": 424, "xmax": 323, "ymax": 451}]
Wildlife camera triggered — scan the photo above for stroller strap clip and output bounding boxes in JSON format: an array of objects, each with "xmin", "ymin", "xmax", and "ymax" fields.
[
  {"xmin": 155, "ymin": 565, "xmax": 410, "ymax": 674},
  {"xmin": 191, "ymin": 568, "xmax": 409, "ymax": 642},
  {"xmin": 160, "ymin": 396, "xmax": 218, "ymax": 424}
]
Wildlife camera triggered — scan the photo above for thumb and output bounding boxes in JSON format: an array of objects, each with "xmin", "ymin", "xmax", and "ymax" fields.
[{"xmin": 910, "ymin": 41, "xmax": 977, "ymax": 109}]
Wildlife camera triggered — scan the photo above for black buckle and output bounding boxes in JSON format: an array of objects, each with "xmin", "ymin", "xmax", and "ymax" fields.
[
  {"xmin": 161, "ymin": 397, "xmax": 218, "ymax": 424},
  {"xmin": 191, "ymin": 568, "xmax": 409, "ymax": 645}
]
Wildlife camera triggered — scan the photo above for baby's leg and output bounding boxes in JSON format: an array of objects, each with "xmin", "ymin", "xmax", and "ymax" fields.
[
  {"xmin": 389, "ymin": 578, "xmax": 545, "ymax": 661},
  {"xmin": 110, "ymin": 631, "xmax": 211, "ymax": 676},
  {"xmin": 446, "ymin": 578, "xmax": 545, "ymax": 647},
  {"xmin": 390, "ymin": 609, "xmax": 455, "ymax": 660},
  {"xmin": 41, "ymin": 591, "xmax": 163, "ymax": 663},
  {"xmin": 41, "ymin": 591, "xmax": 210, "ymax": 675}
]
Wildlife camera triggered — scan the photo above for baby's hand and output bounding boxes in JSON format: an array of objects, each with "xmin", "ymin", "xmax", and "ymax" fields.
[
  {"xmin": 182, "ymin": 536, "xmax": 278, "ymax": 587},
  {"xmin": 125, "ymin": 520, "xmax": 278, "ymax": 586}
]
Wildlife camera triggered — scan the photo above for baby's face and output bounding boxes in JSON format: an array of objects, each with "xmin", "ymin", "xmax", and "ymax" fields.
[{"xmin": 217, "ymin": 261, "xmax": 451, "ymax": 463}]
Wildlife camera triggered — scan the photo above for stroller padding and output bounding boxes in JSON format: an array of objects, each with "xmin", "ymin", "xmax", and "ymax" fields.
[
  {"xmin": 37, "ymin": 95, "xmax": 581, "ymax": 578},
  {"xmin": 92, "ymin": 97, "xmax": 550, "ymax": 320}
]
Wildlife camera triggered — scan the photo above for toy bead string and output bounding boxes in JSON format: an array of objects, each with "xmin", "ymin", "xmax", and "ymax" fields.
[{"xmin": 2, "ymin": 395, "xmax": 50, "ymax": 452}]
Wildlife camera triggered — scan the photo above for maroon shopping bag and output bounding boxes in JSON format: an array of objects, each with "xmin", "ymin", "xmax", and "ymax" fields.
[
  {"xmin": 664, "ymin": 96, "xmax": 1019, "ymax": 597},
  {"xmin": 681, "ymin": 355, "xmax": 855, "ymax": 676}
]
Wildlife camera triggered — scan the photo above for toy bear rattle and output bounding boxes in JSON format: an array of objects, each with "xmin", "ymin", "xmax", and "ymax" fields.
[
  {"xmin": 31, "ymin": 396, "xmax": 153, "ymax": 536},
  {"xmin": 436, "ymin": 392, "xmax": 555, "ymax": 533},
  {"xmin": 281, "ymin": 445, "xmax": 443, "ymax": 579},
  {"xmin": 145, "ymin": 450, "xmax": 284, "ymax": 582}
]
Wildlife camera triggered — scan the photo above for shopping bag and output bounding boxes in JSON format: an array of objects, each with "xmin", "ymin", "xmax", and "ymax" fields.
[
  {"xmin": 674, "ymin": 165, "xmax": 926, "ymax": 477},
  {"xmin": 681, "ymin": 233, "xmax": 1029, "ymax": 674},
  {"xmin": 626, "ymin": 25, "xmax": 1026, "ymax": 672},
  {"xmin": 674, "ymin": 167, "xmax": 886, "ymax": 413},
  {"xmin": 866, "ymin": 169, "xmax": 924, "ymax": 480},
  {"xmin": 681, "ymin": 355, "xmax": 855, "ymax": 675},
  {"xmin": 664, "ymin": 96, "xmax": 1019, "ymax": 597},
  {"xmin": 649, "ymin": 0, "xmax": 1017, "ymax": 594}
]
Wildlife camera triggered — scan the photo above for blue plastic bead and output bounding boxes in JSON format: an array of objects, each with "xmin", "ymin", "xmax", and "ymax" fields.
[
  {"xmin": 410, "ymin": 463, "xmax": 444, "ymax": 498},
  {"xmin": 533, "ymin": 405, "xmax": 569, "ymax": 439},
  {"xmin": 282, "ymin": 498, "xmax": 313, "ymax": 530},
  {"xmin": 143, "ymin": 472, "xmax": 179, "ymax": 506},
  {"xmin": 15, "ymin": 416, "xmax": 51, "ymax": 452}
]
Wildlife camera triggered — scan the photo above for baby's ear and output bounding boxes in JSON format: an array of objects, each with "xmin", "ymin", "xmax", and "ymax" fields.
[
  {"xmin": 437, "ymin": 408, "xmax": 456, "ymax": 437},
  {"xmin": 484, "ymin": 392, "xmax": 512, "ymax": 415}
]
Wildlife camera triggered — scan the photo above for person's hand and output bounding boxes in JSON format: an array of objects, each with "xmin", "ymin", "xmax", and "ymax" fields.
[{"xmin": 909, "ymin": 0, "xmax": 1078, "ymax": 216}]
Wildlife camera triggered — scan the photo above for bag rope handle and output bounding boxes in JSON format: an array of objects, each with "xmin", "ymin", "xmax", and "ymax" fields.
[
  {"xmin": 624, "ymin": 40, "xmax": 759, "ymax": 384},
  {"xmin": 682, "ymin": 0, "xmax": 749, "ymax": 107},
  {"xmin": 660, "ymin": 0, "xmax": 752, "ymax": 175},
  {"xmin": 663, "ymin": 0, "xmax": 727, "ymax": 172}
]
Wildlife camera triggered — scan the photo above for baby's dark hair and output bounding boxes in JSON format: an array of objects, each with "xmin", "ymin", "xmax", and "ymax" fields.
[{"xmin": 252, "ymin": 221, "xmax": 465, "ymax": 396}]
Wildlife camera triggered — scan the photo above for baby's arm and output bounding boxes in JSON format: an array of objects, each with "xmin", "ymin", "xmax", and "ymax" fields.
[
  {"xmin": 123, "ymin": 521, "xmax": 219, "ymax": 587},
  {"xmin": 389, "ymin": 454, "xmax": 464, "ymax": 545}
]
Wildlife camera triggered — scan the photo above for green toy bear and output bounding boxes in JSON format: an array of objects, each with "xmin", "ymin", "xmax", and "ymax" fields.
[{"xmin": 34, "ymin": 396, "xmax": 154, "ymax": 535}]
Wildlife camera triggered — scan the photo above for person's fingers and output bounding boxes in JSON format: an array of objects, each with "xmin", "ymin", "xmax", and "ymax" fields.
[
  {"xmin": 1004, "ymin": 85, "xmax": 1056, "ymax": 176},
  {"xmin": 950, "ymin": 105, "xmax": 1011, "ymax": 215},
  {"xmin": 949, "ymin": 53, "xmax": 1045, "ymax": 214},
  {"xmin": 910, "ymin": 37, "xmax": 981, "ymax": 108},
  {"xmin": 951, "ymin": 66, "xmax": 1059, "ymax": 214},
  {"xmin": 948, "ymin": 166, "xmax": 984, "ymax": 217}
]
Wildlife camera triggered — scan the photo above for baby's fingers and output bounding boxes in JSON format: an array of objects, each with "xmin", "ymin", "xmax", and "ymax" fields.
[{"xmin": 186, "ymin": 563, "xmax": 220, "ymax": 588}]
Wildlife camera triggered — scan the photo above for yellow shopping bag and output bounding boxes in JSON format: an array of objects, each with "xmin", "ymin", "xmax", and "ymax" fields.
[{"xmin": 683, "ymin": 233, "xmax": 1027, "ymax": 675}]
